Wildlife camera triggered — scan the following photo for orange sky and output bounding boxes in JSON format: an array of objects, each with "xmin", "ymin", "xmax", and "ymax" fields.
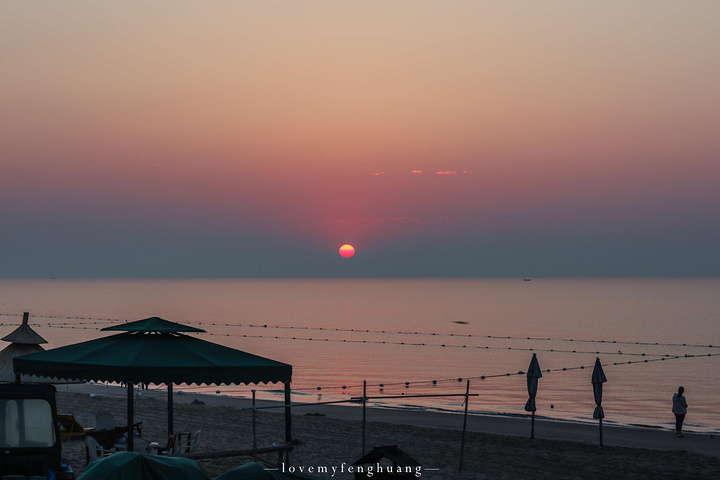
[{"xmin": 1, "ymin": 1, "xmax": 719, "ymax": 276}]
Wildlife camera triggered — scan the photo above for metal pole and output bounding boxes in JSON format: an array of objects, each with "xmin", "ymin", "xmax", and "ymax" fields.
[
  {"xmin": 284, "ymin": 382, "xmax": 292, "ymax": 465},
  {"xmin": 252, "ymin": 389, "xmax": 258, "ymax": 461},
  {"xmin": 127, "ymin": 382, "xmax": 134, "ymax": 452},
  {"xmin": 168, "ymin": 383, "xmax": 174, "ymax": 436},
  {"xmin": 531, "ymin": 411, "xmax": 535, "ymax": 441},
  {"xmin": 459, "ymin": 380, "xmax": 470, "ymax": 472},
  {"xmin": 599, "ymin": 417, "xmax": 604, "ymax": 451},
  {"xmin": 362, "ymin": 380, "xmax": 367, "ymax": 457}
]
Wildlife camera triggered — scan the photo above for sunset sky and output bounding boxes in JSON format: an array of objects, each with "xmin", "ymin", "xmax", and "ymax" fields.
[{"xmin": 1, "ymin": 1, "xmax": 719, "ymax": 277}]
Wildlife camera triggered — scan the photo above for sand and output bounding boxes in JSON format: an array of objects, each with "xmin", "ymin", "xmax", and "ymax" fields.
[{"xmin": 55, "ymin": 384, "xmax": 720, "ymax": 479}]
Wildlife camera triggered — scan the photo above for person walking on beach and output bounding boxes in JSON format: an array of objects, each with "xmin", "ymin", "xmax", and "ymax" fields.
[{"xmin": 672, "ymin": 386, "xmax": 688, "ymax": 437}]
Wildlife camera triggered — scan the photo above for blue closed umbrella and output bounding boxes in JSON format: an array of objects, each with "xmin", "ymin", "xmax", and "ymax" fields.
[
  {"xmin": 591, "ymin": 357, "xmax": 608, "ymax": 449},
  {"xmin": 524, "ymin": 354, "xmax": 543, "ymax": 439}
]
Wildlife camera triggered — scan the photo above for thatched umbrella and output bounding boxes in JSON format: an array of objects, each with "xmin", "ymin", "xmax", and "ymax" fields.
[{"xmin": 0, "ymin": 312, "xmax": 47, "ymax": 382}]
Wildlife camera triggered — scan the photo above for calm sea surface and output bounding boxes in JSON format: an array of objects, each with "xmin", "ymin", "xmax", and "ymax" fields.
[{"xmin": 1, "ymin": 278, "xmax": 719, "ymax": 432}]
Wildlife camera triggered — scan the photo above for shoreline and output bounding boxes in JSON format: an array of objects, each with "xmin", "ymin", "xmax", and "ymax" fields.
[{"xmin": 57, "ymin": 382, "xmax": 719, "ymax": 459}]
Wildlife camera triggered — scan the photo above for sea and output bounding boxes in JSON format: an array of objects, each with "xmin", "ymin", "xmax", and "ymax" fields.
[{"xmin": 1, "ymin": 278, "xmax": 718, "ymax": 433}]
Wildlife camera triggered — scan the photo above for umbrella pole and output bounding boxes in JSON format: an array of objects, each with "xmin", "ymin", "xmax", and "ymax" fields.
[
  {"xmin": 127, "ymin": 382, "xmax": 134, "ymax": 452},
  {"xmin": 284, "ymin": 382, "xmax": 292, "ymax": 466},
  {"xmin": 599, "ymin": 417, "xmax": 603, "ymax": 451},
  {"xmin": 168, "ymin": 383, "xmax": 174, "ymax": 436},
  {"xmin": 531, "ymin": 410, "xmax": 535, "ymax": 441}
]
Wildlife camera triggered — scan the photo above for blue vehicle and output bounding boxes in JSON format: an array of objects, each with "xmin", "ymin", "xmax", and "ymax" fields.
[{"xmin": 0, "ymin": 383, "xmax": 75, "ymax": 479}]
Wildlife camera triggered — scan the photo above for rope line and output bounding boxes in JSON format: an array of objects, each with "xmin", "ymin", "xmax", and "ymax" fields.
[
  {"xmin": 2, "ymin": 312, "xmax": 718, "ymax": 349},
  {"xmin": 27, "ymin": 323, "xmax": 685, "ymax": 358},
  {"xmin": 139, "ymin": 351, "xmax": 718, "ymax": 394}
]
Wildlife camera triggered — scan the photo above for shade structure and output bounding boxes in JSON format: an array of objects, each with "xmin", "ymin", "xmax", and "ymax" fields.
[
  {"xmin": 0, "ymin": 342, "xmax": 45, "ymax": 382},
  {"xmin": 1, "ymin": 312, "xmax": 49, "ymax": 382},
  {"xmin": 14, "ymin": 317, "xmax": 293, "ymax": 454},
  {"xmin": 13, "ymin": 331, "xmax": 291, "ymax": 385},
  {"xmin": 591, "ymin": 357, "xmax": 608, "ymax": 449},
  {"xmin": 78, "ymin": 452, "xmax": 210, "ymax": 480},
  {"xmin": 1, "ymin": 312, "xmax": 48, "ymax": 345},
  {"xmin": 524, "ymin": 353, "xmax": 543, "ymax": 440},
  {"xmin": 103, "ymin": 316, "xmax": 205, "ymax": 333},
  {"xmin": 214, "ymin": 462, "xmax": 323, "ymax": 480}
]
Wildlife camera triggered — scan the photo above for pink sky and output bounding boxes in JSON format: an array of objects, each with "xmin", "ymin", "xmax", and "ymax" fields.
[{"xmin": 1, "ymin": 1, "xmax": 719, "ymax": 277}]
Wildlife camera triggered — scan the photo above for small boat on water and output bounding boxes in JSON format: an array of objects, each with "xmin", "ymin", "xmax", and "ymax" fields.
[{"xmin": 523, "ymin": 278, "xmax": 532, "ymax": 281}]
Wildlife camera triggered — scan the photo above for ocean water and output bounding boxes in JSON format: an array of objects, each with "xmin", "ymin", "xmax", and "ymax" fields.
[{"xmin": 1, "ymin": 278, "xmax": 719, "ymax": 433}]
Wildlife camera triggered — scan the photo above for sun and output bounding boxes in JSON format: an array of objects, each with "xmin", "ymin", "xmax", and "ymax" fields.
[{"xmin": 339, "ymin": 244, "xmax": 356, "ymax": 258}]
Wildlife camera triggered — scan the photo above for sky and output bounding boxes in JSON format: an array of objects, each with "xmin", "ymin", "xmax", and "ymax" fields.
[{"xmin": 1, "ymin": 1, "xmax": 719, "ymax": 278}]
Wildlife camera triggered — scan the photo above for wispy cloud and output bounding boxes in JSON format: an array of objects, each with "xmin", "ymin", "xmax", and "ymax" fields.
[
  {"xmin": 372, "ymin": 171, "xmax": 385, "ymax": 176},
  {"xmin": 410, "ymin": 170, "xmax": 424, "ymax": 174},
  {"xmin": 332, "ymin": 216, "xmax": 455, "ymax": 225},
  {"xmin": 435, "ymin": 170, "xmax": 457, "ymax": 175}
]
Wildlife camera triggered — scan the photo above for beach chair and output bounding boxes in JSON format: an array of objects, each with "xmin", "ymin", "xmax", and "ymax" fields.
[
  {"xmin": 153, "ymin": 433, "xmax": 177, "ymax": 455},
  {"xmin": 57, "ymin": 414, "xmax": 90, "ymax": 441},
  {"xmin": 173, "ymin": 430, "xmax": 202, "ymax": 454},
  {"xmin": 187, "ymin": 429, "xmax": 202, "ymax": 453},
  {"xmin": 85, "ymin": 435, "xmax": 115, "ymax": 464}
]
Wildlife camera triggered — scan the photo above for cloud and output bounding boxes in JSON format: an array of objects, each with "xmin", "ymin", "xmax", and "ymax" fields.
[
  {"xmin": 435, "ymin": 170, "xmax": 458, "ymax": 175},
  {"xmin": 372, "ymin": 171, "xmax": 385, "ymax": 176},
  {"xmin": 410, "ymin": 170, "xmax": 424, "ymax": 174},
  {"xmin": 332, "ymin": 216, "xmax": 455, "ymax": 225}
]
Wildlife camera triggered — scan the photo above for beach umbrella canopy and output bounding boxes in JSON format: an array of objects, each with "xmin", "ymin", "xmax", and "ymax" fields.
[
  {"xmin": 13, "ymin": 317, "xmax": 293, "ymax": 453},
  {"xmin": 524, "ymin": 353, "xmax": 543, "ymax": 413},
  {"xmin": 13, "ymin": 317, "xmax": 292, "ymax": 385},
  {"xmin": 78, "ymin": 452, "xmax": 210, "ymax": 480},
  {"xmin": 591, "ymin": 357, "xmax": 607, "ymax": 420},
  {"xmin": 215, "ymin": 462, "xmax": 323, "ymax": 480}
]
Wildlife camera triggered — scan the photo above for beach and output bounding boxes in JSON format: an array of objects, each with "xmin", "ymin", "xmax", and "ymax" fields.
[{"xmin": 56, "ymin": 384, "xmax": 720, "ymax": 479}]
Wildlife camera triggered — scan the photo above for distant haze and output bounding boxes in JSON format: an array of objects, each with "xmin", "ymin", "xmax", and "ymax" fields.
[{"xmin": 1, "ymin": 1, "xmax": 719, "ymax": 278}]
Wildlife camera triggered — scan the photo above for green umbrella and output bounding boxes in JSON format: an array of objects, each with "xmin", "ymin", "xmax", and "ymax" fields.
[
  {"xmin": 14, "ymin": 317, "xmax": 293, "ymax": 453},
  {"xmin": 78, "ymin": 451, "xmax": 210, "ymax": 480},
  {"xmin": 13, "ymin": 320, "xmax": 290, "ymax": 385},
  {"xmin": 215, "ymin": 462, "xmax": 323, "ymax": 480}
]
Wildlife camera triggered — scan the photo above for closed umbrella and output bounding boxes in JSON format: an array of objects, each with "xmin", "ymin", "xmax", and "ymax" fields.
[
  {"xmin": 591, "ymin": 357, "xmax": 608, "ymax": 449},
  {"xmin": 524, "ymin": 353, "xmax": 543, "ymax": 440}
]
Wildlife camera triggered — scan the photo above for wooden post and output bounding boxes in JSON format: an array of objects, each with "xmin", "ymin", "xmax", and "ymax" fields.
[
  {"xmin": 362, "ymin": 380, "xmax": 367, "ymax": 456},
  {"xmin": 252, "ymin": 389, "xmax": 258, "ymax": 461},
  {"xmin": 168, "ymin": 383, "xmax": 174, "ymax": 436},
  {"xmin": 127, "ymin": 382, "xmax": 134, "ymax": 452},
  {"xmin": 459, "ymin": 380, "xmax": 470, "ymax": 472},
  {"xmin": 284, "ymin": 382, "xmax": 292, "ymax": 465}
]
